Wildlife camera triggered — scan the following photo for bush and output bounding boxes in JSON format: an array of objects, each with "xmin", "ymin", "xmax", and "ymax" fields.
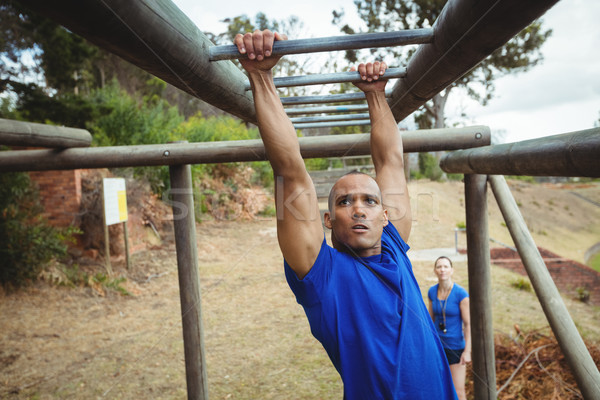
[
  {"xmin": 417, "ymin": 152, "xmax": 443, "ymax": 181},
  {"xmin": 0, "ymin": 172, "xmax": 76, "ymax": 289}
]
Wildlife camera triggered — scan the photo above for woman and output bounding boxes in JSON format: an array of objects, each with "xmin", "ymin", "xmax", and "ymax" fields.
[{"xmin": 428, "ymin": 256, "xmax": 471, "ymax": 400}]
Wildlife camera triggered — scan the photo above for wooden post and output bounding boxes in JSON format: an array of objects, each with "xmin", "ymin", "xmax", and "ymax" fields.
[
  {"xmin": 169, "ymin": 162, "xmax": 208, "ymax": 400},
  {"xmin": 101, "ymin": 179, "xmax": 113, "ymax": 276},
  {"xmin": 489, "ymin": 175, "xmax": 600, "ymax": 399},
  {"xmin": 464, "ymin": 174, "xmax": 496, "ymax": 399},
  {"xmin": 123, "ymin": 221, "xmax": 131, "ymax": 270}
]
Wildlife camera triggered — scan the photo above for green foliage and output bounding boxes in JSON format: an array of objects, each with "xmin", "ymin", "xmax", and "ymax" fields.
[
  {"xmin": 575, "ymin": 287, "xmax": 590, "ymax": 303},
  {"xmin": 510, "ymin": 277, "xmax": 532, "ymax": 292},
  {"xmin": 456, "ymin": 221, "xmax": 466, "ymax": 229},
  {"xmin": 88, "ymin": 80, "xmax": 183, "ymax": 146},
  {"xmin": 86, "ymin": 81, "xmax": 184, "ymax": 195},
  {"xmin": 589, "ymin": 253, "xmax": 600, "ymax": 273},
  {"xmin": 416, "ymin": 152, "xmax": 443, "ymax": 181},
  {"xmin": 305, "ymin": 158, "xmax": 332, "ymax": 171},
  {"xmin": 176, "ymin": 113, "xmax": 258, "ymax": 143},
  {"xmin": 92, "ymin": 273, "xmax": 131, "ymax": 296},
  {"xmin": 2, "ymin": 81, "xmax": 98, "ymax": 127},
  {"xmin": 507, "ymin": 175, "xmax": 536, "ymax": 183},
  {"xmin": 0, "ymin": 171, "xmax": 76, "ymax": 288}
]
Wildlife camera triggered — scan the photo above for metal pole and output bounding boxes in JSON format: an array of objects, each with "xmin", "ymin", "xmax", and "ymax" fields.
[
  {"xmin": 0, "ymin": 126, "xmax": 490, "ymax": 172},
  {"xmin": 489, "ymin": 175, "xmax": 600, "ymax": 399},
  {"xmin": 440, "ymin": 128, "xmax": 600, "ymax": 177},
  {"xmin": 169, "ymin": 162, "xmax": 209, "ymax": 400},
  {"xmin": 285, "ymin": 104, "xmax": 370, "ymax": 115},
  {"xmin": 0, "ymin": 118, "xmax": 92, "ymax": 148},
  {"xmin": 244, "ymin": 67, "xmax": 406, "ymax": 90},
  {"xmin": 210, "ymin": 29, "xmax": 434, "ymax": 61},
  {"xmin": 464, "ymin": 174, "xmax": 496, "ymax": 400},
  {"xmin": 294, "ymin": 119, "xmax": 372, "ymax": 129},
  {"xmin": 290, "ymin": 114, "xmax": 370, "ymax": 124},
  {"xmin": 281, "ymin": 89, "xmax": 392, "ymax": 105}
]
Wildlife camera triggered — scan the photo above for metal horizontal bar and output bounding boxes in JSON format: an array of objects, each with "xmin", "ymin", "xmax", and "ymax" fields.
[
  {"xmin": 244, "ymin": 67, "xmax": 406, "ymax": 90},
  {"xmin": 285, "ymin": 105, "xmax": 370, "ymax": 115},
  {"xmin": 294, "ymin": 119, "xmax": 372, "ymax": 129},
  {"xmin": 290, "ymin": 113, "xmax": 370, "ymax": 124},
  {"xmin": 210, "ymin": 29, "xmax": 434, "ymax": 61},
  {"xmin": 0, "ymin": 126, "xmax": 490, "ymax": 172},
  {"xmin": 440, "ymin": 128, "xmax": 600, "ymax": 177},
  {"xmin": 281, "ymin": 89, "xmax": 392, "ymax": 106},
  {"xmin": 0, "ymin": 118, "xmax": 92, "ymax": 148}
]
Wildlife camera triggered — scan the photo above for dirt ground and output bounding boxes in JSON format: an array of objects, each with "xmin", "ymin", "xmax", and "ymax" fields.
[{"xmin": 1, "ymin": 180, "xmax": 599, "ymax": 399}]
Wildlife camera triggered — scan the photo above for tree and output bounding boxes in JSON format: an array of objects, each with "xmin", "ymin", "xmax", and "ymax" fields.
[{"xmin": 333, "ymin": 0, "xmax": 552, "ymax": 129}]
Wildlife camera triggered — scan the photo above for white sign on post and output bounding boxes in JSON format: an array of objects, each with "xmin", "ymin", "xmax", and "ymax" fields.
[{"xmin": 103, "ymin": 178, "xmax": 128, "ymax": 226}]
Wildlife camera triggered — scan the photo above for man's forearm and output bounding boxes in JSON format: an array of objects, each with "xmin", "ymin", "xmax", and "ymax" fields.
[
  {"xmin": 248, "ymin": 70, "xmax": 304, "ymax": 175},
  {"xmin": 366, "ymin": 91, "xmax": 404, "ymax": 171}
]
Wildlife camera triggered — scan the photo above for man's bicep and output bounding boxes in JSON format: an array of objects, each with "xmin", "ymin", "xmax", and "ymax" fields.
[{"xmin": 274, "ymin": 173, "xmax": 324, "ymax": 279}]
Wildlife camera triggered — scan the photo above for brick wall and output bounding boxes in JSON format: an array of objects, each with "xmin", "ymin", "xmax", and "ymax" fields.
[
  {"xmin": 29, "ymin": 170, "xmax": 83, "ymax": 227},
  {"xmin": 491, "ymin": 247, "xmax": 600, "ymax": 305}
]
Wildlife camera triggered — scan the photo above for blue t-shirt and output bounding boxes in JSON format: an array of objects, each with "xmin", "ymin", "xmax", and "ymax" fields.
[
  {"xmin": 428, "ymin": 283, "xmax": 469, "ymax": 350},
  {"xmin": 285, "ymin": 223, "xmax": 457, "ymax": 400}
]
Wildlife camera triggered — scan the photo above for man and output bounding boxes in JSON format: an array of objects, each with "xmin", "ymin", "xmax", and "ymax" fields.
[{"xmin": 234, "ymin": 29, "xmax": 457, "ymax": 399}]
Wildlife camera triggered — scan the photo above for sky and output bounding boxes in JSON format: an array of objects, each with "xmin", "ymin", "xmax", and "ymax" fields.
[{"xmin": 173, "ymin": 0, "xmax": 600, "ymax": 144}]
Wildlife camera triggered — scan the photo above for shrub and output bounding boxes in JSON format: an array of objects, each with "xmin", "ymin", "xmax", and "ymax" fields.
[
  {"xmin": 0, "ymin": 172, "xmax": 76, "ymax": 289},
  {"xmin": 510, "ymin": 277, "xmax": 532, "ymax": 292}
]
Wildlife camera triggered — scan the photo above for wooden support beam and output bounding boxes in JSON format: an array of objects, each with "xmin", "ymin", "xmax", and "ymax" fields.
[
  {"xmin": 489, "ymin": 175, "xmax": 600, "ymax": 399},
  {"xmin": 16, "ymin": 0, "xmax": 256, "ymax": 122},
  {"xmin": 0, "ymin": 118, "xmax": 92, "ymax": 148},
  {"xmin": 389, "ymin": 0, "xmax": 560, "ymax": 122},
  {"xmin": 464, "ymin": 174, "xmax": 497, "ymax": 399},
  {"xmin": 439, "ymin": 128, "xmax": 600, "ymax": 177},
  {"xmin": 0, "ymin": 126, "xmax": 490, "ymax": 172},
  {"xmin": 169, "ymin": 162, "xmax": 209, "ymax": 400}
]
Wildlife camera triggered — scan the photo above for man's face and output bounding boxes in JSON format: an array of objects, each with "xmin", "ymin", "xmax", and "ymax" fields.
[{"xmin": 324, "ymin": 174, "xmax": 388, "ymax": 258}]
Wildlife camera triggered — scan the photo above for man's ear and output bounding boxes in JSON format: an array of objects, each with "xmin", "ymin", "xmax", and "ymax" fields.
[
  {"xmin": 382, "ymin": 209, "xmax": 389, "ymax": 227},
  {"xmin": 324, "ymin": 211, "xmax": 333, "ymax": 229}
]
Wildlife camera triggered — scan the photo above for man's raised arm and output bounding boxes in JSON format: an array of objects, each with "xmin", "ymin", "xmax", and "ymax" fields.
[
  {"xmin": 353, "ymin": 62, "xmax": 412, "ymax": 241},
  {"xmin": 234, "ymin": 30, "xmax": 323, "ymax": 279}
]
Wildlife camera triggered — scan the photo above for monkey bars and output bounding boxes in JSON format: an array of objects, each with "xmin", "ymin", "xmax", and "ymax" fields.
[{"xmin": 8, "ymin": 0, "xmax": 599, "ymax": 399}]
